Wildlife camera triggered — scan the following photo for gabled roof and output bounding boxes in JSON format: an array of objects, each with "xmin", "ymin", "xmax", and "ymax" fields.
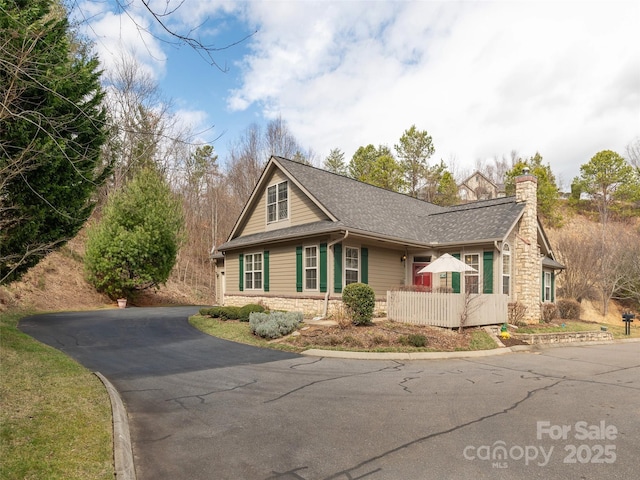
[
  {"xmin": 459, "ymin": 170, "xmax": 498, "ymax": 190},
  {"xmin": 219, "ymin": 157, "xmax": 528, "ymax": 251}
]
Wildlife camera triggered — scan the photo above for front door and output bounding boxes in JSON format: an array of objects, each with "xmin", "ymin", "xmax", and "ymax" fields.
[{"xmin": 412, "ymin": 263, "xmax": 432, "ymax": 289}]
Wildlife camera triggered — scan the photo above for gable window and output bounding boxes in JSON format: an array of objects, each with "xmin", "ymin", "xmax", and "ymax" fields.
[
  {"xmin": 304, "ymin": 246, "xmax": 318, "ymax": 291},
  {"xmin": 502, "ymin": 243, "xmax": 511, "ymax": 295},
  {"xmin": 345, "ymin": 247, "xmax": 359, "ymax": 285},
  {"xmin": 464, "ymin": 253, "xmax": 480, "ymax": 294},
  {"xmin": 544, "ymin": 271, "xmax": 552, "ymax": 302},
  {"xmin": 245, "ymin": 253, "xmax": 263, "ymax": 290},
  {"xmin": 267, "ymin": 181, "xmax": 288, "ymax": 223}
]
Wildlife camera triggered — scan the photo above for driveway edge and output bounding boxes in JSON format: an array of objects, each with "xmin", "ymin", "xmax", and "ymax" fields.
[
  {"xmin": 300, "ymin": 337, "xmax": 640, "ymax": 360},
  {"xmin": 94, "ymin": 372, "xmax": 136, "ymax": 480},
  {"xmin": 300, "ymin": 347, "xmax": 516, "ymax": 360}
]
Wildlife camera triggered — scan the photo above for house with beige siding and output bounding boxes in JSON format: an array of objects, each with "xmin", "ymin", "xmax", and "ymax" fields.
[{"xmin": 215, "ymin": 157, "xmax": 563, "ymax": 323}]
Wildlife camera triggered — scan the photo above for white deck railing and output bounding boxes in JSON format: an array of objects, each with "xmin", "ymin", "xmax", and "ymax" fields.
[{"xmin": 386, "ymin": 291, "xmax": 508, "ymax": 328}]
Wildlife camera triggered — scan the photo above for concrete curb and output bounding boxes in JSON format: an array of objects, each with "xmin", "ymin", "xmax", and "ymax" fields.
[
  {"xmin": 300, "ymin": 338, "xmax": 639, "ymax": 360},
  {"xmin": 94, "ymin": 372, "xmax": 136, "ymax": 480},
  {"xmin": 301, "ymin": 347, "xmax": 517, "ymax": 360}
]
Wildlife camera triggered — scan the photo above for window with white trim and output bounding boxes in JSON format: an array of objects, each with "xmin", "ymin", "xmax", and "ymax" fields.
[
  {"xmin": 345, "ymin": 247, "xmax": 359, "ymax": 285},
  {"xmin": 502, "ymin": 243, "xmax": 511, "ymax": 295},
  {"xmin": 304, "ymin": 246, "xmax": 318, "ymax": 291},
  {"xmin": 245, "ymin": 253, "xmax": 263, "ymax": 290},
  {"xmin": 544, "ymin": 271, "xmax": 552, "ymax": 302},
  {"xmin": 464, "ymin": 253, "xmax": 480, "ymax": 294},
  {"xmin": 267, "ymin": 181, "xmax": 288, "ymax": 223}
]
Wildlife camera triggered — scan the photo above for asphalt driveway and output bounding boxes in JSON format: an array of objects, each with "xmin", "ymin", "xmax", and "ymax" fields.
[{"xmin": 20, "ymin": 307, "xmax": 640, "ymax": 480}]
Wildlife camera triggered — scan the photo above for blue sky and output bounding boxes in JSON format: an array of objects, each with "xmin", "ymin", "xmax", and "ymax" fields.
[{"xmin": 74, "ymin": 0, "xmax": 640, "ymax": 188}]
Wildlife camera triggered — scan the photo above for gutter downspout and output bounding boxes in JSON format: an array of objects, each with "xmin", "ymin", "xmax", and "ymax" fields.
[{"xmin": 318, "ymin": 230, "xmax": 349, "ymax": 319}]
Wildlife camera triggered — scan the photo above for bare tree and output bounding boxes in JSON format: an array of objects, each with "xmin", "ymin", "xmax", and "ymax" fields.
[
  {"xmin": 552, "ymin": 224, "xmax": 602, "ymax": 302},
  {"xmin": 626, "ymin": 136, "xmax": 640, "ymax": 170},
  {"xmin": 265, "ymin": 115, "xmax": 301, "ymax": 159}
]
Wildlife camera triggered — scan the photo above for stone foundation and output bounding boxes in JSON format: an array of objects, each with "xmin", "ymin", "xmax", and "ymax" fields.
[
  {"xmin": 224, "ymin": 294, "xmax": 387, "ymax": 318},
  {"xmin": 514, "ymin": 331, "xmax": 613, "ymax": 345}
]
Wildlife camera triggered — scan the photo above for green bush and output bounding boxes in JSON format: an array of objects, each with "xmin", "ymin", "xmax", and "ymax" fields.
[
  {"xmin": 239, "ymin": 304, "xmax": 266, "ymax": 322},
  {"xmin": 249, "ymin": 311, "xmax": 303, "ymax": 339},
  {"xmin": 342, "ymin": 283, "xmax": 375, "ymax": 325},
  {"xmin": 84, "ymin": 168, "xmax": 184, "ymax": 299},
  {"xmin": 557, "ymin": 299, "xmax": 581, "ymax": 319},
  {"xmin": 218, "ymin": 306, "xmax": 241, "ymax": 320},
  {"xmin": 199, "ymin": 307, "xmax": 218, "ymax": 316},
  {"xmin": 399, "ymin": 334, "xmax": 427, "ymax": 348}
]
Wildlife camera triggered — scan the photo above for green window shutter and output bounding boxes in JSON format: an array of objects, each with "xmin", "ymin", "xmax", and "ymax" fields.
[
  {"xmin": 239, "ymin": 253, "xmax": 244, "ymax": 292},
  {"xmin": 452, "ymin": 253, "xmax": 461, "ymax": 293},
  {"xmin": 361, "ymin": 247, "xmax": 368, "ymax": 284},
  {"xmin": 541, "ymin": 271, "xmax": 545, "ymax": 301},
  {"xmin": 551, "ymin": 272, "xmax": 555, "ymax": 302},
  {"xmin": 296, "ymin": 246, "xmax": 303, "ymax": 292},
  {"xmin": 263, "ymin": 251, "xmax": 270, "ymax": 292},
  {"xmin": 334, "ymin": 243, "xmax": 342, "ymax": 293},
  {"xmin": 319, "ymin": 243, "xmax": 327, "ymax": 293},
  {"xmin": 483, "ymin": 251, "xmax": 493, "ymax": 294}
]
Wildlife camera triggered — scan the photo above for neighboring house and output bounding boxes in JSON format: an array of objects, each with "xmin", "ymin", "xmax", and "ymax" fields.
[
  {"xmin": 458, "ymin": 171, "xmax": 505, "ymax": 202},
  {"xmin": 214, "ymin": 157, "xmax": 563, "ymax": 323}
]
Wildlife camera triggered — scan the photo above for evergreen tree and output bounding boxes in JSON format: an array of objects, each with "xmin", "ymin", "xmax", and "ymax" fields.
[
  {"xmin": 323, "ymin": 148, "xmax": 347, "ymax": 175},
  {"xmin": 574, "ymin": 150, "xmax": 639, "ymax": 224},
  {"xmin": 348, "ymin": 144, "xmax": 404, "ymax": 192},
  {"xmin": 434, "ymin": 170, "xmax": 459, "ymax": 206},
  {"xmin": 504, "ymin": 153, "xmax": 561, "ymax": 227},
  {"xmin": 0, "ymin": 0, "xmax": 109, "ymax": 283},
  {"xmin": 394, "ymin": 125, "xmax": 435, "ymax": 197},
  {"xmin": 84, "ymin": 168, "xmax": 184, "ymax": 299}
]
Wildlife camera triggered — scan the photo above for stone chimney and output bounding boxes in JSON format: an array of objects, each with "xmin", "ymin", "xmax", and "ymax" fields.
[{"xmin": 514, "ymin": 170, "xmax": 541, "ymax": 322}]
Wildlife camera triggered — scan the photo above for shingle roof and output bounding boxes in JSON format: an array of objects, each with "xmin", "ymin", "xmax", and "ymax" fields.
[{"xmin": 219, "ymin": 157, "xmax": 526, "ymax": 250}]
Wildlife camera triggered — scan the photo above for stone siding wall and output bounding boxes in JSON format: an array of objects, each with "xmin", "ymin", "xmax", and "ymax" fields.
[
  {"xmin": 224, "ymin": 294, "xmax": 387, "ymax": 318},
  {"xmin": 513, "ymin": 174, "xmax": 541, "ymax": 323}
]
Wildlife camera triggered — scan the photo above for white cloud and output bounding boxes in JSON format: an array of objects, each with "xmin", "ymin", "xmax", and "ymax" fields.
[
  {"xmin": 74, "ymin": 1, "xmax": 167, "ymax": 81},
  {"xmin": 226, "ymin": 0, "xmax": 640, "ymax": 183}
]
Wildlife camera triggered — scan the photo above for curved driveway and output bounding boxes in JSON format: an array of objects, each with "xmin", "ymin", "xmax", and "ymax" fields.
[{"xmin": 20, "ymin": 307, "xmax": 640, "ymax": 480}]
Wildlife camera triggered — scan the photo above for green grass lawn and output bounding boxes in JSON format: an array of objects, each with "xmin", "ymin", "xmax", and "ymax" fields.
[
  {"xmin": 189, "ymin": 315, "xmax": 302, "ymax": 352},
  {"xmin": 0, "ymin": 311, "xmax": 113, "ymax": 480}
]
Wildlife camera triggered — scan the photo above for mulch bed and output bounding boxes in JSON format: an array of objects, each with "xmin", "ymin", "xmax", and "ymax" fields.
[{"xmin": 277, "ymin": 320, "xmax": 477, "ymax": 351}]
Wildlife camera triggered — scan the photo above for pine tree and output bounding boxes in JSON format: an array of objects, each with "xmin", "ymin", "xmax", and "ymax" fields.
[{"xmin": 0, "ymin": 0, "xmax": 109, "ymax": 283}]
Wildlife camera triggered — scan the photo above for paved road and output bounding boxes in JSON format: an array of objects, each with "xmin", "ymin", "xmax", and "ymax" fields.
[{"xmin": 20, "ymin": 308, "xmax": 640, "ymax": 480}]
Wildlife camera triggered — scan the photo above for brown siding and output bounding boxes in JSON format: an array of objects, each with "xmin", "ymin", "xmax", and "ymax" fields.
[
  {"xmin": 290, "ymin": 182, "xmax": 326, "ymax": 226},
  {"xmin": 367, "ymin": 246, "xmax": 405, "ymax": 296},
  {"xmin": 268, "ymin": 243, "xmax": 298, "ymax": 295},
  {"xmin": 226, "ymin": 254, "xmax": 239, "ymax": 295},
  {"xmin": 236, "ymin": 169, "xmax": 327, "ymax": 237}
]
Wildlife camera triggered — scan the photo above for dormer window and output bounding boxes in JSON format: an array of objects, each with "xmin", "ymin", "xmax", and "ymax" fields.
[{"xmin": 267, "ymin": 181, "xmax": 288, "ymax": 223}]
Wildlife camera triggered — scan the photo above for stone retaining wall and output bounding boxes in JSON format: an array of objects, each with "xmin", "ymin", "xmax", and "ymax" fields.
[{"xmin": 514, "ymin": 330, "xmax": 613, "ymax": 345}]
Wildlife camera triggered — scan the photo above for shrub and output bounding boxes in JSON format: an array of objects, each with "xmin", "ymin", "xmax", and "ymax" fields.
[
  {"xmin": 84, "ymin": 168, "xmax": 184, "ymax": 300},
  {"xmin": 249, "ymin": 311, "xmax": 303, "ymax": 339},
  {"xmin": 541, "ymin": 303, "xmax": 558, "ymax": 323},
  {"xmin": 216, "ymin": 306, "xmax": 241, "ymax": 320},
  {"xmin": 399, "ymin": 334, "xmax": 427, "ymax": 348},
  {"xmin": 199, "ymin": 307, "xmax": 212, "ymax": 316},
  {"xmin": 557, "ymin": 299, "xmax": 581, "ymax": 319},
  {"xmin": 342, "ymin": 283, "xmax": 375, "ymax": 326},
  {"xmin": 239, "ymin": 304, "xmax": 265, "ymax": 322},
  {"xmin": 508, "ymin": 302, "xmax": 527, "ymax": 326}
]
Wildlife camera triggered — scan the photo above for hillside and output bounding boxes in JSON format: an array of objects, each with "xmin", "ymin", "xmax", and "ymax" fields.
[{"xmin": 0, "ymin": 231, "xmax": 213, "ymax": 313}]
